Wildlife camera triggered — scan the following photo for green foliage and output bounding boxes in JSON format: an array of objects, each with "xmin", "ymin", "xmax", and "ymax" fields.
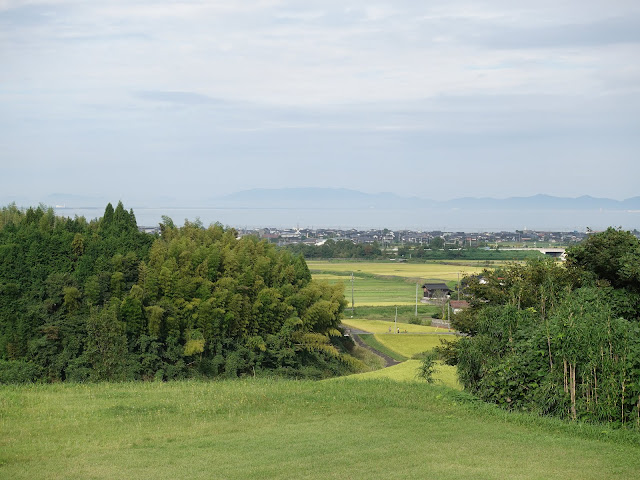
[
  {"xmin": 285, "ymin": 239, "xmax": 383, "ymax": 259},
  {"xmin": 416, "ymin": 351, "xmax": 439, "ymax": 383},
  {"xmin": 0, "ymin": 203, "xmax": 358, "ymax": 382},
  {"xmin": 0, "ymin": 359, "xmax": 42, "ymax": 383},
  {"xmin": 455, "ymin": 230, "xmax": 640, "ymax": 427}
]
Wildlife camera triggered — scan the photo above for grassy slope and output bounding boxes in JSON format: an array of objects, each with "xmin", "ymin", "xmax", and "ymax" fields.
[
  {"xmin": 357, "ymin": 334, "xmax": 408, "ymax": 362},
  {"xmin": 1, "ymin": 379, "xmax": 639, "ymax": 480},
  {"xmin": 374, "ymin": 333, "xmax": 455, "ymax": 358},
  {"xmin": 346, "ymin": 359, "xmax": 461, "ymax": 390}
]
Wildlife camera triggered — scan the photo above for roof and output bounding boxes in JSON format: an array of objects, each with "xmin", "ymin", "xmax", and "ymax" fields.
[
  {"xmin": 450, "ymin": 300, "xmax": 470, "ymax": 309},
  {"xmin": 422, "ymin": 283, "xmax": 451, "ymax": 291}
]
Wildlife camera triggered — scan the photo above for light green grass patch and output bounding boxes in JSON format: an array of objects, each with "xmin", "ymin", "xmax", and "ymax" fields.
[
  {"xmin": 357, "ymin": 334, "xmax": 408, "ymax": 362},
  {"xmin": 342, "ymin": 318, "xmax": 451, "ymax": 334},
  {"xmin": 345, "ymin": 360, "xmax": 461, "ymax": 389},
  {"xmin": 374, "ymin": 334, "xmax": 456, "ymax": 358},
  {"xmin": 315, "ymin": 273, "xmax": 426, "ymax": 306},
  {"xmin": 1, "ymin": 379, "xmax": 639, "ymax": 479}
]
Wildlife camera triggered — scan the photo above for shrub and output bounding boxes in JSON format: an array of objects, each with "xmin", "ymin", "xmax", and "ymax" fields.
[{"xmin": 0, "ymin": 360, "xmax": 42, "ymax": 383}]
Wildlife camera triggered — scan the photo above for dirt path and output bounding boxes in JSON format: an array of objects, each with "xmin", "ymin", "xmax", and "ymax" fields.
[{"xmin": 344, "ymin": 326, "xmax": 401, "ymax": 367}]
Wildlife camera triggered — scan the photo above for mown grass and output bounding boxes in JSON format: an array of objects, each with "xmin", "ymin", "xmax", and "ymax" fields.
[{"xmin": 2, "ymin": 379, "xmax": 639, "ymax": 479}]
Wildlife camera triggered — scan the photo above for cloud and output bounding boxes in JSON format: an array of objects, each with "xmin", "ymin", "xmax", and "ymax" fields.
[
  {"xmin": 475, "ymin": 15, "xmax": 640, "ymax": 49},
  {"xmin": 134, "ymin": 91, "xmax": 225, "ymax": 106},
  {"xmin": 1, "ymin": 0, "xmax": 639, "ymax": 203}
]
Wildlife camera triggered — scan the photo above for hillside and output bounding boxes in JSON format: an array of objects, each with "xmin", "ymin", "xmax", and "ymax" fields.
[{"xmin": 2, "ymin": 379, "xmax": 639, "ymax": 479}]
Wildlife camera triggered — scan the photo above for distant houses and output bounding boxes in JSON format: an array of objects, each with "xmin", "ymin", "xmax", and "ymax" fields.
[
  {"xmin": 449, "ymin": 300, "xmax": 470, "ymax": 314},
  {"xmin": 421, "ymin": 283, "xmax": 452, "ymax": 301}
]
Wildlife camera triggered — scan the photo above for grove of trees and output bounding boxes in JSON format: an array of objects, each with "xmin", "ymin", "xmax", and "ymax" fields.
[
  {"xmin": 450, "ymin": 228, "xmax": 640, "ymax": 426},
  {"xmin": 0, "ymin": 203, "xmax": 365, "ymax": 383}
]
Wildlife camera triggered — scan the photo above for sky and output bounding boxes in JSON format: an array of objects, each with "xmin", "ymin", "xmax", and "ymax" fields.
[{"xmin": 1, "ymin": 0, "xmax": 640, "ymax": 207}]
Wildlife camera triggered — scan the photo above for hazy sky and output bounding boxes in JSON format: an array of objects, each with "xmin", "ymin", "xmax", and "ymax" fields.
[{"xmin": 2, "ymin": 0, "xmax": 639, "ymax": 206}]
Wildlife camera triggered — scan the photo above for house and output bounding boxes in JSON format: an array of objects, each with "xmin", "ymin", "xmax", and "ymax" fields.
[
  {"xmin": 449, "ymin": 300, "xmax": 470, "ymax": 314},
  {"xmin": 421, "ymin": 283, "xmax": 452, "ymax": 299}
]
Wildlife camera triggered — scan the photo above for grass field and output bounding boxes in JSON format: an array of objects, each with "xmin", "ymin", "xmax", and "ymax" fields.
[
  {"xmin": 313, "ymin": 272, "xmax": 427, "ymax": 306},
  {"xmin": 2, "ymin": 379, "xmax": 639, "ymax": 479},
  {"xmin": 307, "ymin": 260, "xmax": 488, "ymax": 281},
  {"xmin": 309, "ymin": 260, "xmax": 487, "ymax": 307},
  {"xmin": 374, "ymin": 333, "xmax": 456, "ymax": 358},
  {"xmin": 357, "ymin": 334, "xmax": 408, "ymax": 362},
  {"xmin": 347, "ymin": 359, "xmax": 461, "ymax": 389}
]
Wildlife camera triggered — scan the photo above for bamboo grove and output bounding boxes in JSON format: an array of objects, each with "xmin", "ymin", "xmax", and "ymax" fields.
[
  {"xmin": 0, "ymin": 203, "xmax": 362, "ymax": 383},
  {"xmin": 452, "ymin": 228, "xmax": 640, "ymax": 426}
]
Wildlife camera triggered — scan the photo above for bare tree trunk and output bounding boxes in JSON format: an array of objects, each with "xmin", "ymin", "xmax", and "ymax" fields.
[
  {"xmin": 570, "ymin": 363, "xmax": 577, "ymax": 421},
  {"xmin": 563, "ymin": 358, "xmax": 568, "ymax": 394},
  {"xmin": 621, "ymin": 380, "xmax": 626, "ymax": 425},
  {"xmin": 542, "ymin": 296, "xmax": 553, "ymax": 371}
]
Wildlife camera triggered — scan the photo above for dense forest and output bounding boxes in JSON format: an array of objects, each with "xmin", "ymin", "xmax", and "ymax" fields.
[
  {"xmin": 449, "ymin": 228, "xmax": 640, "ymax": 426},
  {"xmin": 0, "ymin": 203, "xmax": 365, "ymax": 383}
]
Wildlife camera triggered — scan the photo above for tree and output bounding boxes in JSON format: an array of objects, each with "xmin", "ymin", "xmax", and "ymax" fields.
[
  {"xmin": 430, "ymin": 237, "xmax": 445, "ymax": 250},
  {"xmin": 85, "ymin": 302, "xmax": 128, "ymax": 381},
  {"xmin": 566, "ymin": 227, "xmax": 640, "ymax": 292},
  {"xmin": 416, "ymin": 351, "xmax": 438, "ymax": 383}
]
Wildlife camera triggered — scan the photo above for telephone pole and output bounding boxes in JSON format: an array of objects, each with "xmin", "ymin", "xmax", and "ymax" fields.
[{"xmin": 351, "ymin": 272, "xmax": 354, "ymax": 315}]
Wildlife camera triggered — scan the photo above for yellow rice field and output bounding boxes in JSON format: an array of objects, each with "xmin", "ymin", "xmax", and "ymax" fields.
[
  {"xmin": 307, "ymin": 260, "xmax": 488, "ymax": 281},
  {"xmin": 374, "ymin": 333, "xmax": 457, "ymax": 358}
]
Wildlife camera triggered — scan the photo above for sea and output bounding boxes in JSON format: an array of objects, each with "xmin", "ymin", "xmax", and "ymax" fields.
[{"xmin": 52, "ymin": 206, "xmax": 640, "ymax": 232}]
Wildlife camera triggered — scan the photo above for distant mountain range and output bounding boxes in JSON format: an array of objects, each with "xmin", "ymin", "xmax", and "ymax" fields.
[{"xmin": 211, "ymin": 188, "xmax": 640, "ymax": 211}]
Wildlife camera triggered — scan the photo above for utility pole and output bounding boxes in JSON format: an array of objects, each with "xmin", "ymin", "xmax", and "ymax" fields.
[
  {"xmin": 395, "ymin": 306, "xmax": 398, "ymax": 333},
  {"xmin": 415, "ymin": 282, "xmax": 418, "ymax": 317},
  {"xmin": 457, "ymin": 272, "xmax": 460, "ymax": 300},
  {"xmin": 351, "ymin": 272, "xmax": 354, "ymax": 315}
]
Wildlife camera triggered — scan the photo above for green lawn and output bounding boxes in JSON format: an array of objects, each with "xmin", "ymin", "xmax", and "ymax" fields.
[{"xmin": 1, "ymin": 379, "xmax": 639, "ymax": 479}]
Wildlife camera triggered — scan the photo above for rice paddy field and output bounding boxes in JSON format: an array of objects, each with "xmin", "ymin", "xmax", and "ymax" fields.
[
  {"xmin": 373, "ymin": 333, "xmax": 456, "ymax": 358},
  {"xmin": 308, "ymin": 260, "xmax": 488, "ymax": 306},
  {"xmin": 307, "ymin": 260, "xmax": 492, "ymax": 281},
  {"xmin": 341, "ymin": 318, "xmax": 449, "ymax": 334}
]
